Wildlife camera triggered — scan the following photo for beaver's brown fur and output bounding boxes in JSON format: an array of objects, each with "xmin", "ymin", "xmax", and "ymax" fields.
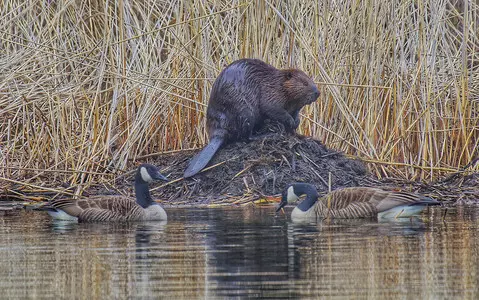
[{"xmin": 184, "ymin": 59, "xmax": 320, "ymax": 178}]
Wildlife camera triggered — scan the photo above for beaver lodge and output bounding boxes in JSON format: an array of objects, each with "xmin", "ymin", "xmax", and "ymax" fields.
[{"xmin": 152, "ymin": 123, "xmax": 369, "ymax": 205}]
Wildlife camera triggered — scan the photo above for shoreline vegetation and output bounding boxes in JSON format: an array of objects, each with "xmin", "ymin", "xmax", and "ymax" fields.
[{"xmin": 1, "ymin": 1, "xmax": 478, "ymax": 205}]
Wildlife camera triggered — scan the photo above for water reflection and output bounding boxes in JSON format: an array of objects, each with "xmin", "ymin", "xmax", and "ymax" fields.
[
  {"xmin": 50, "ymin": 219, "xmax": 79, "ymax": 233},
  {"xmin": 135, "ymin": 221, "xmax": 167, "ymax": 245},
  {"xmin": 204, "ymin": 208, "xmax": 297, "ymax": 298},
  {"xmin": 0, "ymin": 206, "xmax": 478, "ymax": 298}
]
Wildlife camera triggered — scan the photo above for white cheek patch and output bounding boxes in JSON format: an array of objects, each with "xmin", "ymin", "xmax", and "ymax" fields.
[
  {"xmin": 140, "ymin": 167, "xmax": 153, "ymax": 182},
  {"xmin": 287, "ymin": 186, "xmax": 299, "ymax": 203}
]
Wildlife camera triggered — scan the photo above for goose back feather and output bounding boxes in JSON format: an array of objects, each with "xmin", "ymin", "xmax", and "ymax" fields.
[
  {"xmin": 49, "ymin": 196, "xmax": 166, "ymax": 222},
  {"xmin": 278, "ymin": 184, "xmax": 441, "ymax": 221}
]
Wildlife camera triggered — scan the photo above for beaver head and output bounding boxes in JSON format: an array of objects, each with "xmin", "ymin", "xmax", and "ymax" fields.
[{"xmin": 282, "ymin": 69, "xmax": 320, "ymax": 107}]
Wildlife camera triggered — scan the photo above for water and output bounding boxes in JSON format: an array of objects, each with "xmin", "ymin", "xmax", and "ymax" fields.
[{"xmin": 0, "ymin": 206, "xmax": 478, "ymax": 299}]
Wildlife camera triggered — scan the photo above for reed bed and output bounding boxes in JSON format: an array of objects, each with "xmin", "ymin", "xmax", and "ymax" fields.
[{"xmin": 0, "ymin": 0, "xmax": 478, "ymax": 197}]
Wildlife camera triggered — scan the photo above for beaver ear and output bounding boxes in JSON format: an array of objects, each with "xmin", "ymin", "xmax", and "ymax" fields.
[{"xmin": 284, "ymin": 70, "xmax": 294, "ymax": 80}]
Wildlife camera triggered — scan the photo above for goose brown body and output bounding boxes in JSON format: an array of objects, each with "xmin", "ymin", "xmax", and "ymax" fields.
[
  {"xmin": 49, "ymin": 196, "xmax": 166, "ymax": 222},
  {"xmin": 45, "ymin": 164, "xmax": 168, "ymax": 222},
  {"xmin": 303, "ymin": 187, "xmax": 432, "ymax": 219},
  {"xmin": 278, "ymin": 184, "xmax": 441, "ymax": 221}
]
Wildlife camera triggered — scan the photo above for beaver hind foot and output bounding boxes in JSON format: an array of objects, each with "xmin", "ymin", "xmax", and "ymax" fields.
[{"xmin": 183, "ymin": 136, "xmax": 224, "ymax": 178}]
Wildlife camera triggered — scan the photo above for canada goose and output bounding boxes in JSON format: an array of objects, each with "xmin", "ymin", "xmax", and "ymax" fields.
[
  {"xmin": 45, "ymin": 164, "xmax": 169, "ymax": 222},
  {"xmin": 276, "ymin": 183, "xmax": 441, "ymax": 221}
]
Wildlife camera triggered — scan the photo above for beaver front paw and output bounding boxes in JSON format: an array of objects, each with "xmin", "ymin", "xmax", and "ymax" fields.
[
  {"xmin": 293, "ymin": 116, "xmax": 301, "ymax": 130},
  {"xmin": 285, "ymin": 116, "xmax": 297, "ymax": 132}
]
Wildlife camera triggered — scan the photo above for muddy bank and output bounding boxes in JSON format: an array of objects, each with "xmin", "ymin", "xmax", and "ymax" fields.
[{"xmin": 2, "ymin": 123, "xmax": 477, "ymax": 207}]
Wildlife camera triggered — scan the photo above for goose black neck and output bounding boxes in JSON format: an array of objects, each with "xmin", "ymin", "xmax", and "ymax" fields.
[
  {"xmin": 294, "ymin": 183, "xmax": 319, "ymax": 212},
  {"xmin": 134, "ymin": 174, "xmax": 154, "ymax": 208}
]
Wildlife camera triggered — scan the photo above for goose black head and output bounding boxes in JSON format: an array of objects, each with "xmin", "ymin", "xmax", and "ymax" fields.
[
  {"xmin": 137, "ymin": 164, "xmax": 169, "ymax": 183},
  {"xmin": 276, "ymin": 184, "xmax": 301, "ymax": 212},
  {"xmin": 276, "ymin": 183, "xmax": 319, "ymax": 213}
]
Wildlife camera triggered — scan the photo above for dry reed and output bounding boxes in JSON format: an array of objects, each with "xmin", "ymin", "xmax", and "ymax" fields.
[{"xmin": 0, "ymin": 0, "xmax": 478, "ymax": 195}]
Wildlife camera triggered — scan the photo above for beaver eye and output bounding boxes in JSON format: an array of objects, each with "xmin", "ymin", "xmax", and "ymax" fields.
[{"xmin": 303, "ymin": 81, "xmax": 308, "ymax": 87}]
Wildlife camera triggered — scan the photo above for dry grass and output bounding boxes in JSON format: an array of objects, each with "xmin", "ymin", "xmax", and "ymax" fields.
[{"xmin": 1, "ymin": 0, "xmax": 478, "ymax": 195}]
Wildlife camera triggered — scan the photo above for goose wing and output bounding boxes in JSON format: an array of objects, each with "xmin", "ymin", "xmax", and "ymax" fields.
[
  {"xmin": 315, "ymin": 187, "xmax": 438, "ymax": 219},
  {"xmin": 372, "ymin": 190, "xmax": 431, "ymax": 212},
  {"xmin": 51, "ymin": 196, "xmax": 145, "ymax": 222},
  {"xmin": 325, "ymin": 187, "xmax": 432, "ymax": 217},
  {"xmin": 320, "ymin": 187, "xmax": 391, "ymax": 218}
]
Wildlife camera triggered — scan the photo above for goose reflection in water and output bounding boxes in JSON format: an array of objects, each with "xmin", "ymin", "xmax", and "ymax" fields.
[
  {"xmin": 135, "ymin": 221, "xmax": 168, "ymax": 246},
  {"xmin": 285, "ymin": 215, "xmax": 429, "ymax": 237},
  {"xmin": 50, "ymin": 219, "xmax": 80, "ymax": 233}
]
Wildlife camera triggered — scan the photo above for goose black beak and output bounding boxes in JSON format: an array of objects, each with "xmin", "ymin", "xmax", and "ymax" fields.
[
  {"xmin": 276, "ymin": 199, "xmax": 287, "ymax": 213},
  {"xmin": 154, "ymin": 172, "xmax": 169, "ymax": 182}
]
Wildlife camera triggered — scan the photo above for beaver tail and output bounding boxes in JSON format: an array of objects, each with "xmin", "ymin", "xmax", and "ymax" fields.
[{"xmin": 183, "ymin": 136, "xmax": 224, "ymax": 178}]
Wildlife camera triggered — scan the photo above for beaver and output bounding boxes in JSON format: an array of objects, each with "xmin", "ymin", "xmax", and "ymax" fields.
[{"xmin": 184, "ymin": 58, "xmax": 320, "ymax": 178}]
